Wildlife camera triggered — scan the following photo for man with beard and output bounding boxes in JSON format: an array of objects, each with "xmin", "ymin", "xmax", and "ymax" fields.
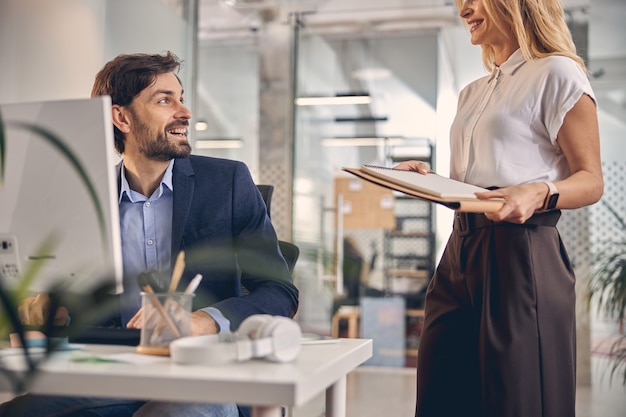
[{"xmin": 1, "ymin": 52, "xmax": 298, "ymax": 417}]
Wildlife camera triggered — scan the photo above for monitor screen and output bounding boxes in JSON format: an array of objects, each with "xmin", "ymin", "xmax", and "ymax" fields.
[{"xmin": 0, "ymin": 96, "xmax": 123, "ymax": 294}]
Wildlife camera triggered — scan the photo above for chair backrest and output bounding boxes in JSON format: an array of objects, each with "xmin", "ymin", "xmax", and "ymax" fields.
[
  {"xmin": 279, "ymin": 241, "xmax": 299, "ymax": 274},
  {"xmin": 255, "ymin": 184, "xmax": 299, "ymax": 273},
  {"xmin": 343, "ymin": 236, "xmax": 365, "ymax": 298},
  {"xmin": 256, "ymin": 184, "xmax": 274, "ymax": 218}
]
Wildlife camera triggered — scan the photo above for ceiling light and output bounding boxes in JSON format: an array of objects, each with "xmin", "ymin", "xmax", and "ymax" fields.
[
  {"xmin": 194, "ymin": 121, "xmax": 209, "ymax": 131},
  {"xmin": 321, "ymin": 137, "xmax": 405, "ymax": 147},
  {"xmin": 195, "ymin": 138, "xmax": 243, "ymax": 149},
  {"xmin": 295, "ymin": 93, "xmax": 372, "ymax": 106},
  {"xmin": 351, "ymin": 67, "xmax": 392, "ymax": 81}
]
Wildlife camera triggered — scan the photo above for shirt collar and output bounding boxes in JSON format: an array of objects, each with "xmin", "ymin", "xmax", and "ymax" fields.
[
  {"xmin": 119, "ymin": 159, "xmax": 175, "ymax": 203},
  {"xmin": 488, "ymin": 48, "xmax": 526, "ymax": 82},
  {"xmin": 161, "ymin": 160, "xmax": 175, "ymax": 192}
]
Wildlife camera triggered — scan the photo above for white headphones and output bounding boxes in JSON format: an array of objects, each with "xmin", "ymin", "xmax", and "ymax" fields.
[{"xmin": 170, "ymin": 314, "xmax": 302, "ymax": 365}]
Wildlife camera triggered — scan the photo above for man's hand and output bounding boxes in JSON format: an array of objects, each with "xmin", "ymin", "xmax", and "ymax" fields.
[
  {"xmin": 191, "ymin": 310, "xmax": 218, "ymax": 335},
  {"xmin": 17, "ymin": 293, "xmax": 69, "ymax": 326}
]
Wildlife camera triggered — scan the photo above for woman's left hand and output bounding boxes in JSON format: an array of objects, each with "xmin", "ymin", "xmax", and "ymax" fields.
[{"xmin": 475, "ymin": 182, "xmax": 549, "ymax": 224}]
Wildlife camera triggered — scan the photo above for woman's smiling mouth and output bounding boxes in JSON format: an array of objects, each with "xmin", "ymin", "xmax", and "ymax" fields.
[{"xmin": 468, "ymin": 19, "xmax": 483, "ymax": 33}]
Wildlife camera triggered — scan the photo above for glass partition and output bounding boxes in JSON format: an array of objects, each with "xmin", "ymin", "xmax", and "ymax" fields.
[
  {"xmin": 193, "ymin": 41, "xmax": 260, "ymax": 175},
  {"xmin": 292, "ymin": 23, "xmax": 440, "ymax": 335}
]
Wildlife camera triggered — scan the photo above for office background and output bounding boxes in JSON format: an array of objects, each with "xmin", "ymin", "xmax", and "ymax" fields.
[{"xmin": 0, "ymin": 0, "xmax": 624, "ymax": 398}]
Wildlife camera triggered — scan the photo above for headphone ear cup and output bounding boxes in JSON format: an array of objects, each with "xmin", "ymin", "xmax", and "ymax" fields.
[
  {"xmin": 259, "ymin": 316, "xmax": 302, "ymax": 363},
  {"xmin": 237, "ymin": 314, "xmax": 273, "ymax": 341}
]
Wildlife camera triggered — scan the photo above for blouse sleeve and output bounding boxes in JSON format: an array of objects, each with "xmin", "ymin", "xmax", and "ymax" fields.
[{"xmin": 541, "ymin": 57, "xmax": 596, "ymax": 144}]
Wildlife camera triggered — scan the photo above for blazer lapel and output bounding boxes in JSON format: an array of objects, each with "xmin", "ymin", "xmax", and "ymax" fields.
[{"xmin": 171, "ymin": 158, "xmax": 195, "ymax": 263}]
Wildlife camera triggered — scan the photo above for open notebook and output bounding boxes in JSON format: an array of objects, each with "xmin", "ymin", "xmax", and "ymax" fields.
[{"xmin": 343, "ymin": 165, "xmax": 505, "ymax": 213}]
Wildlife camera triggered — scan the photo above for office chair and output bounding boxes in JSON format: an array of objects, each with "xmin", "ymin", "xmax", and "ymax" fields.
[
  {"xmin": 255, "ymin": 184, "xmax": 300, "ymax": 273},
  {"xmin": 278, "ymin": 240, "xmax": 299, "ymax": 274},
  {"xmin": 256, "ymin": 184, "xmax": 274, "ymax": 219}
]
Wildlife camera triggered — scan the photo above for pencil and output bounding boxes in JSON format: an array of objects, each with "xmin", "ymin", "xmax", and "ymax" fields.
[{"xmin": 169, "ymin": 250, "xmax": 185, "ymax": 293}]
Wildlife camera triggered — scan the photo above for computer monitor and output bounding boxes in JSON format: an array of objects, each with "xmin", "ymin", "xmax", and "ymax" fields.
[{"xmin": 0, "ymin": 96, "xmax": 123, "ymax": 294}]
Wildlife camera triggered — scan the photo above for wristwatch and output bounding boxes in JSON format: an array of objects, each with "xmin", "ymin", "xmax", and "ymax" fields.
[{"xmin": 542, "ymin": 181, "xmax": 559, "ymax": 211}]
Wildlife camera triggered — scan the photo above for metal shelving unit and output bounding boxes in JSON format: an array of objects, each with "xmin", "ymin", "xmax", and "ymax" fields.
[
  {"xmin": 382, "ymin": 196, "xmax": 434, "ymax": 299},
  {"xmin": 384, "ymin": 142, "xmax": 435, "ymax": 363},
  {"xmin": 383, "ymin": 142, "xmax": 436, "ymax": 306}
]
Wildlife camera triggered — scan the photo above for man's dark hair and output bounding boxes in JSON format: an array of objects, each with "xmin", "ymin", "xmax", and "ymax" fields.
[{"xmin": 91, "ymin": 51, "xmax": 183, "ymax": 153}]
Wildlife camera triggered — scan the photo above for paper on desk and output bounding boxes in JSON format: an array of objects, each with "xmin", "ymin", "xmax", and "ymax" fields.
[{"xmin": 300, "ymin": 333, "xmax": 338, "ymax": 345}]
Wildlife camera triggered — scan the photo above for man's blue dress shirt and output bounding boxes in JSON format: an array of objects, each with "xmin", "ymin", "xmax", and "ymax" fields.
[{"xmin": 118, "ymin": 160, "xmax": 229, "ymax": 331}]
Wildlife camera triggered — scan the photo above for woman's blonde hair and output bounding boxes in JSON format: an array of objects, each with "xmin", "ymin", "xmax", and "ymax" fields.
[{"xmin": 455, "ymin": 0, "xmax": 586, "ymax": 72}]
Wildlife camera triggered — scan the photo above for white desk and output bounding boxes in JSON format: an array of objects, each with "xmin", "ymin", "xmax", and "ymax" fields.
[{"xmin": 0, "ymin": 338, "xmax": 372, "ymax": 417}]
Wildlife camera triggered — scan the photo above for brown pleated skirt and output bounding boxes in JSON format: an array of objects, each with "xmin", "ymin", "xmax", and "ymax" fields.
[{"xmin": 415, "ymin": 210, "xmax": 575, "ymax": 417}]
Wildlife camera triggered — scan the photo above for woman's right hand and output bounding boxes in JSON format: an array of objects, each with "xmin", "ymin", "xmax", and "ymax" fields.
[{"xmin": 393, "ymin": 160, "xmax": 432, "ymax": 175}]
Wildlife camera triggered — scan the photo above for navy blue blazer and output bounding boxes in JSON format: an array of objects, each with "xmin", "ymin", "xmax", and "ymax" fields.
[
  {"xmin": 112, "ymin": 155, "xmax": 298, "ymax": 331},
  {"xmin": 166, "ymin": 155, "xmax": 299, "ymax": 329}
]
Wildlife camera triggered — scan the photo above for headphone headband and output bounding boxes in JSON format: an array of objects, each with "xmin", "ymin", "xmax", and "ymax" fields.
[{"xmin": 171, "ymin": 315, "xmax": 302, "ymax": 365}]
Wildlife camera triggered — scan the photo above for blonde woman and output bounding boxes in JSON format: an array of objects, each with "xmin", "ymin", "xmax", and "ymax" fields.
[{"xmin": 396, "ymin": 0, "xmax": 603, "ymax": 415}]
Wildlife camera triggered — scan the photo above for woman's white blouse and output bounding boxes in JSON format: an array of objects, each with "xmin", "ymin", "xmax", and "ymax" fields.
[{"xmin": 450, "ymin": 49, "xmax": 595, "ymax": 188}]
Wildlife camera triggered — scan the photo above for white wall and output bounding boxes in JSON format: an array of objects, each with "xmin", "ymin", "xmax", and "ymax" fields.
[
  {"xmin": 0, "ymin": 0, "xmax": 194, "ymax": 105},
  {"xmin": 0, "ymin": 0, "xmax": 106, "ymax": 104},
  {"xmin": 599, "ymin": 111, "xmax": 626, "ymax": 162}
]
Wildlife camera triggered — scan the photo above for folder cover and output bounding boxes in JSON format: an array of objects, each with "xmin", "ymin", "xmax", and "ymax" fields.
[{"xmin": 343, "ymin": 165, "xmax": 505, "ymax": 213}]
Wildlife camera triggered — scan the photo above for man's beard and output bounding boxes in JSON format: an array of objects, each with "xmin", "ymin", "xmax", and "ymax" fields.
[{"xmin": 132, "ymin": 116, "xmax": 191, "ymax": 162}]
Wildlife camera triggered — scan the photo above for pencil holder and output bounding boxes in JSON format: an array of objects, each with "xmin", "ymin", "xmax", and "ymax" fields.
[{"xmin": 136, "ymin": 292, "xmax": 194, "ymax": 356}]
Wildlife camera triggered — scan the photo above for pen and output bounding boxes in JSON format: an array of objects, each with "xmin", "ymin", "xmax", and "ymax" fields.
[{"xmin": 184, "ymin": 274, "xmax": 203, "ymax": 295}]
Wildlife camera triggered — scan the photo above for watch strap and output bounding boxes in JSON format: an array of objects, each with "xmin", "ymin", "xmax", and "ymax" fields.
[{"xmin": 542, "ymin": 181, "xmax": 559, "ymax": 211}]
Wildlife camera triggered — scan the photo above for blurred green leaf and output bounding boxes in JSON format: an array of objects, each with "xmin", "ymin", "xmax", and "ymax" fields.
[
  {"xmin": 589, "ymin": 199, "xmax": 626, "ymax": 385},
  {"xmin": 589, "ymin": 200, "xmax": 626, "ymax": 323}
]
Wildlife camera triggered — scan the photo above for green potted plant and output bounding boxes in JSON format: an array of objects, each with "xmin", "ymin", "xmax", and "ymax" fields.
[{"xmin": 588, "ymin": 199, "xmax": 626, "ymax": 385}]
